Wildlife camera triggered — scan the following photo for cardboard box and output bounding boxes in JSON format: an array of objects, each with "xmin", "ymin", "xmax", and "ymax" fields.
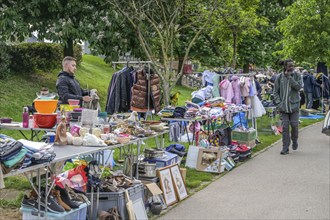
[{"xmin": 144, "ymin": 151, "xmax": 178, "ymax": 168}]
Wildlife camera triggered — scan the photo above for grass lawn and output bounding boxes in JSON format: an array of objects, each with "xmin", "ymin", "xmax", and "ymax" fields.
[{"xmin": 0, "ymin": 55, "xmax": 324, "ymax": 208}]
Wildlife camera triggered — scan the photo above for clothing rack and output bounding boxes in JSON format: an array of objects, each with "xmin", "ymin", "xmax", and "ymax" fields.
[{"xmin": 112, "ymin": 61, "xmax": 153, "ymax": 119}]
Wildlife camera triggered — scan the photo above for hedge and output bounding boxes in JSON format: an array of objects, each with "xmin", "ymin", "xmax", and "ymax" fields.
[{"xmin": 0, "ymin": 42, "xmax": 82, "ymax": 79}]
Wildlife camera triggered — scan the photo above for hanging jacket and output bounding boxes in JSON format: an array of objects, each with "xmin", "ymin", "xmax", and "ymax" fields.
[
  {"xmin": 56, "ymin": 71, "xmax": 89, "ymax": 106},
  {"xmin": 131, "ymin": 68, "xmax": 161, "ymax": 113},
  {"xmin": 105, "ymin": 67, "xmax": 134, "ymax": 114},
  {"xmin": 273, "ymin": 71, "xmax": 302, "ymax": 113},
  {"xmin": 231, "ymin": 76, "xmax": 242, "ymax": 104},
  {"xmin": 240, "ymin": 77, "xmax": 251, "ymax": 97},
  {"xmin": 302, "ymin": 74, "xmax": 315, "ymax": 93},
  {"xmin": 211, "ymin": 74, "xmax": 221, "ymax": 97},
  {"xmin": 219, "ymin": 79, "xmax": 234, "ymax": 103},
  {"xmin": 316, "ymin": 73, "xmax": 330, "ymax": 99}
]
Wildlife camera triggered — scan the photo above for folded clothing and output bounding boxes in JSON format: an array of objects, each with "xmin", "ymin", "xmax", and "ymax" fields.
[
  {"xmin": 0, "ymin": 140, "xmax": 23, "ymax": 161},
  {"xmin": 3, "ymin": 148, "xmax": 28, "ymax": 168}
]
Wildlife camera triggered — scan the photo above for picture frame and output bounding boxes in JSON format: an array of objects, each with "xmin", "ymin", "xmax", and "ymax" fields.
[
  {"xmin": 157, "ymin": 167, "xmax": 178, "ymax": 206},
  {"xmin": 170, "ymin": 164, "xmax": 188, "ymax": 200},
  {"xmin": 196, "ymin": 147, "xmax": 222, "ymax": 173}
]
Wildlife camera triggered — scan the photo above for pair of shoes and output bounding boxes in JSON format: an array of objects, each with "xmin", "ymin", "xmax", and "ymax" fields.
[
  {"xmin": 280, "ymin": 150, "xmax": 289, "ymax": 155},
  {"xmin": 52, "ymin": 189, "xmax": 71, "ymax": 211},
  {"xmin": 55, "ymin": 186, "xmax": 81, "ymax": 209},
  {"xmin": 292, "ymin": 142, "xmax": 298, "ymax": 150},
  {"xmin": 26, "ymin": 189, "xmax": 65, "ymax": 213}
]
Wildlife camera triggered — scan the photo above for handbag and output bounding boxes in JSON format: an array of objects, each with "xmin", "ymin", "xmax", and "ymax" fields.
[{"xmin": 208, "ymin": 126, "xmax": 232, "ymax": 146}]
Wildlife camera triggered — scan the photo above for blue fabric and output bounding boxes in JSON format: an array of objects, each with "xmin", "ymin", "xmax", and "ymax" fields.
[
  {"xmin": 166, "ymin": 144, "xmax": 185, "ymax": 152},
  {"xmin": 299, "ymin": 114, "xmax": 324, "ymax": 119},
  {"xmin": 232, "ymin": 112, "xmax": 248, "ymax": 129}
]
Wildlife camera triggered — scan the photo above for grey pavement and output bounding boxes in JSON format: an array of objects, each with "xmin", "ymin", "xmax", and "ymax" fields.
[{"xmin": 159, "ymin": 122, "xmax": 330, "ymax": 220}]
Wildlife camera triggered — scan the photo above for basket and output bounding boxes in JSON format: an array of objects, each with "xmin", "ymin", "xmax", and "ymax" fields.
[{"xmin": 116, "ymin": 136, "xmax": 131, "ymax": 144}]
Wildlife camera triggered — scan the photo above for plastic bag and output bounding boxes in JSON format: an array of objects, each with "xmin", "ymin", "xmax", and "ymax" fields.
[{"xmin": 55, "ymin": 165, "xmax": 88, "ymax": 192}]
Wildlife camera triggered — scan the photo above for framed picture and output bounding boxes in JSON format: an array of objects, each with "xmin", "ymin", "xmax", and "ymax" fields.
[
  {"xmin": 157, "ymin": 167, "xmax": 178, "ymax": 206},
  {"xmin": 196, "ymin": 147, "xmax": 222, "ymax": 173},
  {"xmin": 170, "ymin": 165, "xmax": 188, "ymax": 200}
]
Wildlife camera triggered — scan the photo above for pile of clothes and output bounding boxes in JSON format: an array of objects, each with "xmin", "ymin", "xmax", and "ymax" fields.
[
  {"xmin": 0, "ymin": 135, "xmax": 27, "ymax": 174},
  {"xmin": 0, "ymin": 134, "xmax": 56, "ymax": 175}
]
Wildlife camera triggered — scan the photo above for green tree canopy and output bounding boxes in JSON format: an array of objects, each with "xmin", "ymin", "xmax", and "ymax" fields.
[{"xmin": 277, "ymin": 0, "xmax": 330, "ymax": 68}]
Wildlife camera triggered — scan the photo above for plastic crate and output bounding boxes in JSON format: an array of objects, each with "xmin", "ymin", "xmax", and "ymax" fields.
[
  {"xmin": 143, "ymin": 151, "xmax": 178, "ymax": 168},
  {"xmin": 232, "ymin": 130, "xmax": 256, "ymax": 142},
  {"xmin": 20, "ymin": 203, "xmax": 87, "ymax": 220},
  {"xmin": 87, "ymin": 183, "xmax": 144, "ymax": 220}
]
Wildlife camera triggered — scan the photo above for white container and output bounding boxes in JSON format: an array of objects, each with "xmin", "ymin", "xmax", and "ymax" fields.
[{"xmin": 20, "ymin": 203, "xmax": 87, "ymax": 220}]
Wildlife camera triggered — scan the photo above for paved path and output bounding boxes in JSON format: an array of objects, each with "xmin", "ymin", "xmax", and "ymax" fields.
[{"xmin": 159, "ymin": 122, "xmax": 330, "ymax": 220}]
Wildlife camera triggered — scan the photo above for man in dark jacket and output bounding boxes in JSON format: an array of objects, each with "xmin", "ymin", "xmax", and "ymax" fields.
[
  {"xmin": 302, "ymin": 70, "xmax": 318, "ymax": 109},
  {"xmin": 273, "ymin": 59, "xmax": 302, "ymax": 155},
  {"xmin": 56, "ymin": 56, "xmax": 91, "ymax": 106}
]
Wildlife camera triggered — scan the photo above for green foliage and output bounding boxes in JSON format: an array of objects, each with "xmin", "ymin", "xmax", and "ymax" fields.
[
  {"xmin": 9, "ymin": 43, "xmax": 62, "ymax": 74},
  {"xmin": 0, "ymin": 43, "xmax": 12, "ymax": 79},
  {"xmin": 1, "ymin": 43, "xmax": 82, "ymax": 75},
  {"xmin": 277, "ymin": 0, "xmax": 330, "ymax": 66}
]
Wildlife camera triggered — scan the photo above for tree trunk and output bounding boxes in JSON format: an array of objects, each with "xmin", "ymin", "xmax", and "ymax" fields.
[
  {"xmin": 243, "ymin": 63, "xmax": 249, "ymax": 73},
  {"xmin": 63, "ymin": 38, "xmax": 74, "ymax": 57},
  {"xmin": 317, "ymin": 62, "xmax": 328, "ymax": 76},
  {"xmin": 232, "ymin": 32, "xmax": 237, "ymax": 68},
  {"xmin": 162, "ymin": 81, "xmax": 170, "ymax": 106},
  {"xmin": 176, "ymin": 57, "xmax": 184, "ymax": 86}
]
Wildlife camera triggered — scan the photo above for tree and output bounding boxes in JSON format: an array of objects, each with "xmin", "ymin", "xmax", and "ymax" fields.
[
  {"xmin": 277, "ymin": 0, "xmax": 330, "ymax": 72},
  {"xmin": 0, "ymin": 0, "xmax": 106, "ymax": 57},
  {"xmin": 210, "ymin": 0, "xmax": 262, "ymax": 68},
  {"xmin": 238, "ymin": 0, "xmax": 295, "ymax": 72},
  {"xmin": 107, "ymin": 0, "xmax": 218, "ymax": 105}
]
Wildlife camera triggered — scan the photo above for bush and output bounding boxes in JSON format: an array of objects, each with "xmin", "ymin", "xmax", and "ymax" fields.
[
  {"xmin": 73, "ymin": 44, "xmax": 83, "ymax": 65},
  {"xmin": 6, "ymin": 42, "xmax": 82, "ymax": 75},
  {"xmin": 0, "ymin": 43, "xmax": 12, "ymax": 79},
  {"xmin": 9, "ymin": 42, "xmax": 63, "ymax": 75}
]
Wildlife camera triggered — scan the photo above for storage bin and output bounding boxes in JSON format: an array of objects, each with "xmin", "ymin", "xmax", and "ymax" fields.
[
  {"xmin": 232, "ymin": 130, "xmax": 256, "ymax": 142},
  {"xmin": 20, "ymin": 203, "xmax": 87, "ymax": 220},
  {"xmin": 143, "ymin": 151, "xmax": 178, "ymax": 168},
  {"xmin": 87, "ymin": 183, "xmax": 144, "ymax": 220}
]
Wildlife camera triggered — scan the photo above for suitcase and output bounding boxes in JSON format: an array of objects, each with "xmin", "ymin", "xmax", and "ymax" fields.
[{"xmin": 322, "ymin": 110, "xmax": 330, "ymax": 136}]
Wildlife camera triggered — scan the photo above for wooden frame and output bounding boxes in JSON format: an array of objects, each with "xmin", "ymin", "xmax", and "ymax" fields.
[
  {"xmin": 157, "ymin": 167, "xmax": 178, "ymax": 206},
  {"xmin": 196, "ymin": 147, "xmax": 222, "ymax": 173},
  {"xmin": 170, "ymin": 164, "xmax": 188, "ymax": 200}
]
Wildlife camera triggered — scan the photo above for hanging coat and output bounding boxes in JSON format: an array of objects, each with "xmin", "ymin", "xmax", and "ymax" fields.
[{"xmin": 219, "ymin": 79, "xmax": 234, "ymax": 103}]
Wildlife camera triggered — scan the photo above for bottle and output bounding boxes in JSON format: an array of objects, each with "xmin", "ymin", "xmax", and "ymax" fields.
[
  {"xmin": 22, "ymin": 107, "xmax": 29, "ymax": 128},
  {"xmin": 28, "ymin": 114, "xmax": 34, "ymax": 128}
]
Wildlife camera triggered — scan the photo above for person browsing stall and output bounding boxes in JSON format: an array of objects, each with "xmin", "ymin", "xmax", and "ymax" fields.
[
  {"xmin": 56, "ymin": 56, "xmax": 91, "ymax": 106},
  {"xmin": 273, "ymin": 59, "xmax": 302, "ymax": 155}
]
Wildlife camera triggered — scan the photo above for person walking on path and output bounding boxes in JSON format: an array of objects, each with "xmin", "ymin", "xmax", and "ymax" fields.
[
  {"xmin": 56, "ymin": 56, "xmax": 91, "ymax": 106},
  {"xmin": 273, "ymin": 59, "xmax": 302, "ymax": 155}
]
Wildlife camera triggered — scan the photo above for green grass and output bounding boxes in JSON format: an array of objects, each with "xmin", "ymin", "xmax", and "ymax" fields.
[
  {"xmin": 0, "ymin": 55, "xmax": 323, "ymax": 208},
  {"xmin": 0, "ymin": 192, "xmax": 24, "ymax": 208},
  {"xmin": 3, "ymin": 176, "xmax": 31, "ymax": 190}
]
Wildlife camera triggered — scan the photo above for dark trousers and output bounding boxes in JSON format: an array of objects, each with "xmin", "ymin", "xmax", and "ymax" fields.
[
  {"xmin": 280, "ymin": 111, "xmax": 299, "ymax": 152},
  {"xmin": 305, "ymin": 92, "xmax": 313, "ymax": 109}
]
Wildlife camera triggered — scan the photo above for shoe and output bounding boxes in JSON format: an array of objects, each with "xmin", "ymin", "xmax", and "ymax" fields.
[
  {"xmin": 292, "ymin": 142, "xmax": 298, "ymax": 150},
  {"xmin": 29, "ymin": 189, "xmax": 65, "ymax": 213},
  {"xmin": 65, "ymin": 185, "xmax": 89, "ymax": 204},
  {"xmin": 22, "ymin": 195, "xmax": 46, "ymax": 211},
  {"xmin": 52, "ymin": 190, "xmax": 71, "ymax": 211},
  {"xmin": 55, "ymin": 186, "xmax": 80, "ymax": 209},
  {"xmin": 280, "ymin": 150, "xmax": 289, "ymax": 155}
]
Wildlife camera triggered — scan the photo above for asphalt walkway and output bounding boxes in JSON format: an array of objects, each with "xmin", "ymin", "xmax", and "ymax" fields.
[{"xmin": 159, "ymin": 122, "xmax": 330, "ymax": 220}]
